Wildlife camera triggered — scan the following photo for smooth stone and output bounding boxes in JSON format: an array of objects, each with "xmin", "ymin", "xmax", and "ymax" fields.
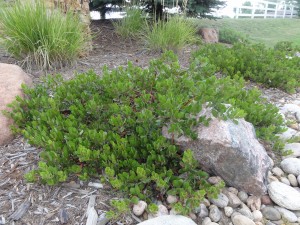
[
  {"xmin": 265, "ymin": 222, "xmax": 276, "ymax": 225},
  {"xmin": 225, "ymin": 191, "xmax": 242, "ymax": 208},
  {"xmin": 274, "ymin": 206, "xmax": 298, "ymax": 222},
  {"xmin": 247, "ymin": 196, "xmax": 261, "ymax": 211},
  {"xmin": 237, "ymin": 203, "xmax": 254, "ymax": 220},
  {"xmin": 271, "ymin": 167, "xmax": 284, "ymax": 177},
  {"xmin": 210, "ymin": 193, "xmax": 229, "ymax": 208},
  {"xmin": 169, "ymin": 208, "xmax": 178, "ymax": 215},
  {"xmin": 156, "ymin": 205, "xmax": 169, "ymax": 216},
  {"xmin": 206, "ymin": 223, "xmax": 219, "ymax": 225},
  {"xmin": 137, "ymin": 215, "xmax": 197, "ymax": 225},
  {"xmin": 255, "ymin": 222, "xmax": 263, "ymax": 225},
  {"xmin": 237, "ymin": 191, "xmax": 248, "ymax": 203},
  {"xmin": 278, "ymin": 127, "xmax": 298, "ymax": 140},
  {"xmin": 228, "ymin": 187, "xmax": 239, "ymax": 195},
  {"xmin": 189, "ymin": 213, "xmax": 196, "ymax": 220},
  {"xmin": 268, "ymin": 175, "xmax": 279, "ymax": 183},
  {"xmin": 280, "ymin": 177, "xmax": 291, "ymax": 186},
  {"xmin": 252, "ymin": 210, "xmax": 262, "ymax": 222},
  {"xmin": 133, "ymin": 201, "xmax": 147, "ymax": 216},
  {"xmin": 208, "ymin": 176, "xmax": 223, "ymax": 185},
  {"xmin": 281, "ymin": 158, "xmax": 300, "ymax": 176},
  {"xmin": 288, "ymin": 174, "xmax": 298, "ymax": 187},
  {"xmin": 209, "ymin": 205, "xmax": 221, "ymax": 222},
  {"xmin": 224, "ymin": 206, "xmax": 233, "ymax": 217},
  {"xmin": 197, "ymin": 204, "xmax": 208, "ymax": 218},
  {"xmin": 261, "ymin": 195, "xmax": 273, "ymax": 205},
  {"xmin": 261, "ymin": 206, "xmax": 281, "ymax": 221},
  {"xmin": 298, "ymin": 175, "xmax": 300, "ymax": 186},
  {"xmin": 166, "ymin": 195, "xmax": 178, "ymax": 204},
  {"xmin": 231, "ymin": 214, "xmax": 256, "ymax": 225},
  {"xmin": 202, "ymin": 217, "xmax": 212, "ymax": 225},
  {"xmin": 283, "ymin": 143, "xmax": 300, "ymax": 158},
  {"xmin": 268, "ymin": 181, "xmax": 300, "ymax": 210}
]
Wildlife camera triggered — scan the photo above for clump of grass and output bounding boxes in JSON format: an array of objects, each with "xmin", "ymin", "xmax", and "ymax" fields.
[
  {"xmin": 219, "ymin": 27, "xmax": 248, "ymax": 44},
  {"xmin": 0, "ymin": 0, "xmax": 89, "ymax": 69},
  {"xmin": 113, "ymin": 7, "xmax": 146, "ymax": 39},
  {"xmin": 143, "ymin": 16, "xmax": 197, "ymax": 52}
]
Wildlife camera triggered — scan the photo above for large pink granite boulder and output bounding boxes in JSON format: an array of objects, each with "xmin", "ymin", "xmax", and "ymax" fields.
[
  {"xmin": 162, "ymin": 106, "xmax": 272, "ymax": 196},
  {"xmin": 0, "ymin": 63, "xmax": 32, "ymax": 145}
]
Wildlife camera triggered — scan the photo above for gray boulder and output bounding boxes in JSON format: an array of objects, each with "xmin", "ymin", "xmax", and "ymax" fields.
[{"xmin": 162, "ymin": 106, "xmax": 272, "ymax": 195}]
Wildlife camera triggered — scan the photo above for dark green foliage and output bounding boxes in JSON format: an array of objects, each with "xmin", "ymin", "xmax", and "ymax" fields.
[
  {"xmin": 7, "ymin": 51, "xmax": 285, "ymax": 214},
  {"xmin": 192, "ymin": 43, "xmax": 300, "ymax": 93}
]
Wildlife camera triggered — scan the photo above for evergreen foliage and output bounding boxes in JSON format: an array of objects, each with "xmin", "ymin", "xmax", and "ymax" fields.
[
  {"xmin": 192, "ymin": 42, "xmax": 300, "ymax": 93},
  {"xmin": 7, "ymin": 51, "xmax": 285, "ymax": 215}
]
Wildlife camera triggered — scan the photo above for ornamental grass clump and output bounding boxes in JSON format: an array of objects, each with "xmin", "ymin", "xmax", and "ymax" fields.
[
  {"xmin": 113, "ymin": 7, "xmax": 146, "ymax": 39},
  {"xmin": 0, "ymin": 0, "xmax": 89, "ymax": 69},
  {"xmin": 7, "ymin": 52, "xmax": 285, "ymax": 216},
  {"xmin": 143, "ymin": 16, "xmax": 197, "ymax": 52}
]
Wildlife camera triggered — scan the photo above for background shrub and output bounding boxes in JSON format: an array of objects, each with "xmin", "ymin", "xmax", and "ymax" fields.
[
  {"xmin": 192, "ymin": 42, "xmax": 300, "ymax": 93},
  {"xmin": 0, "ymin": 0, "xmax": 89, "ymax": 69}
]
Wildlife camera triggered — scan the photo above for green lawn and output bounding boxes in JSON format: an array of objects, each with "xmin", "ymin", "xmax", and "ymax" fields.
[{"xmin": 194, "ymin": 18, "xmax": 300, "ymax": 47}]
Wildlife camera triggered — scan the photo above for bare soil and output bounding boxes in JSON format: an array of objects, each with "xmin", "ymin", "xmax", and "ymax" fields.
[{"xmin": 0, "ymin": 19, "xmax": 298, "ymax": 225}]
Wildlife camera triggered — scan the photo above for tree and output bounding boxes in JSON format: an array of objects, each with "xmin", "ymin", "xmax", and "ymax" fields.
[{"xmin": 89, "ymin": 0, "xmax": 225, "ymax": 18}]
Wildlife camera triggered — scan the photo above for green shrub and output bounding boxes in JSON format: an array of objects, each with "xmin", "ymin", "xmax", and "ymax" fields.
[
  {"xmin": 0, "ymin": 0, "xmax": 89, "ymax": 69},
  {"xmin": 143, "ymin": 16, "xmax": 197, "ymax": 52},
  {"xmin": 113, "ymin": 7, "xmax": 146, "ymax": 38},
  {"xmin": 219, "ymin": 28, "xmax": 248, "ymax": 44},
  {"xmin": 192, "ymin": 42, "xmax": 300, "ymax": 93},
  {"xmin": 7, "ymin": 52, "xmax": 285, "ymax": 216}
]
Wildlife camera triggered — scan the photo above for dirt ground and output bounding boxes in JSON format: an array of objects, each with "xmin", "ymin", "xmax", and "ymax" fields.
[
  {"xmin": 0, "ymin": 19, "xmax": 198, "ymax": 225},
  {"xmin": 0, "ymin": 19, "xmax": 297, "ymax": 225}
]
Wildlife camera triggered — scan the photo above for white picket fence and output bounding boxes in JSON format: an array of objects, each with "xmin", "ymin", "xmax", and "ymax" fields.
[{"xmin": 233, "ymin": 0, "xmax": 298, "ymax": 18}]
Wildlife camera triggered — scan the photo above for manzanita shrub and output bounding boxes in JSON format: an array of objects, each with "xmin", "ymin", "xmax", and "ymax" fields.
[
  {"xmin": 7, "ymin": 51, "xmax": 284, "ymax": 216},
  {"xmin": 192, "ymin": 42, "xmax": 300, "ymax": 93}
]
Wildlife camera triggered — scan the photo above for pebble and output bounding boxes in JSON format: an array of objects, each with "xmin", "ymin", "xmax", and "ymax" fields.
[
  {"xmin": 209, "ymin": 205, "xmax": 221, "ymax": 222},
  {"xmin": 237, "ymin": 203, "xmax": 254, "ymax": 220},
  {"xmin": 156, "ymin": 204, "xmax": 168, "ymax": 216},
  {"xmin": 226, "ymin": 191, "xmax": 242, "ymax": 208},
  {"xmin": 283, "ymin": 143, "xmax": 300, "ymax": 158},
  {"xmin": 268, "ymin": 181, "xmax": 300, "ymax": 210},
  {"xmin": 166, "ymin": 195, "xmax": 178, "ymax": 204},
  {"xmin": 252, "ymin": 210, "xmax": 262, "ymax": 222},
  {"xmin": 281, "ymin": 158, "xmax": 300, "ymax": 176},
  {"xmin": 274, "ymin": 206, "xmax": 298, "ymax": 222},
  {"xmin": 246, "ymin": 196, "xmax": 261, "ymax": 211},
  {"xmin": 197, "ymin": 204, "xmax": 208, "ymax": 218},
  {"xmin": 278, "ymin": 127, "xmax": 298, "ymax": 140},
  {"xmin": 272, "ymin": 167, "xmax": 284, "ymax": 177},
  {"xmin": 237, "ymin": 191, "xmax": 248, "ymax": 203},
  {"xmin": 288, "ymin": 174, "xmax": 298, "ymax": 187},
  {"xmin": 210, "ymin": 193, "xmax": 229, "ymax": 208},
  {"xmin": 87, "ymin": 182, "xmax": 103, "ymax": 189},
  {"xmin": 231, "ymin": 214, "xmax": 256, "ymax": 225},
  {"xmin": 279, "ymin": 177, "xmax": 291, "ymax": 185},
  {"xmin": 268, "ymin": 175, "xmax": 279, "ymax": 183},
  {"xmin": 261, "ymin": 195, "xmax": 272, "ymax": 205},
  {"xmin": 224, "ymin": 206, "xmax": 233, "ymax": 217},
  {"xmin": 228, "ymin": 187, "xmax": 238, "ymax": 195},
  {"xmin": 261, "ymin": 206, "xmax": 281, "ymax": 221},
  {"xmin": 202, "ymin": 217, "xmax": 212, "ymax": 225},
  {"xmin": 133, "ymin": 201, "xmax": 147, "ymax": 216},
  {"xmin": 136, "ymin": 215, "xmax": 197, "ymax": 225},
  {"xmin": 208, "ymin": 176, "xmax": 222, "ymax": 185}
]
